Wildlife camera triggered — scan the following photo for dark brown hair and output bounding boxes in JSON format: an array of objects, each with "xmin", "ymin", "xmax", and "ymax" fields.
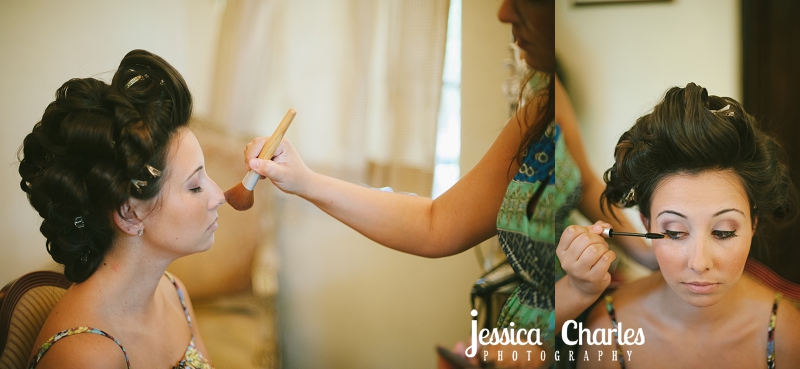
[
  {"xmin": 602, "ymin": 83, "xmax": 797, "ymax": 239},
  {"xmin": 512, "ymin": 0, "xmax": 555, "ymax": 164},
  {"xmin": 514, "ymin": 72, "xmax": 553, "ymax": 166},
  {"xmin": 18, "ymin": 50, "xmax": 192, "ymax": 282}
]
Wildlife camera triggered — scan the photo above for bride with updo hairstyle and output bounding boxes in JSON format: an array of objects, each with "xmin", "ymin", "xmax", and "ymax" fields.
[
  {"xmin": 577, "ymin": 83, "xmax": 800, "ymax": 368},
  {"xmin": 18, "ymin": 50, "xmax": 224, "ymax": 368}
]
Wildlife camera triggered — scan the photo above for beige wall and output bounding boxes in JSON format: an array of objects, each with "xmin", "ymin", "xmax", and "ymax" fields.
[
  {"xmin": 0, "ymin": 0, "xmax": 222, "ymax": 285},
  {"xmin": 461, "ymin": 0, "xmax": 513, "ymax": 171},
  {"xmin": 276, "ymin": 1, "xmax": 512, "ymax": 367},
  {"xmin": 556, "ymin": 0, "xmax": 741, "ymax": 176}
]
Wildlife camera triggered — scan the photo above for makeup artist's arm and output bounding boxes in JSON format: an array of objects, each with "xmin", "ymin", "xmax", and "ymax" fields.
[
  {"xmin": 245, "ymin": 113, "xmax": 525, "ymax": 258},
  {"xmin": 555, "ymin": 76, "xmax": 657, "ymax": 270}
]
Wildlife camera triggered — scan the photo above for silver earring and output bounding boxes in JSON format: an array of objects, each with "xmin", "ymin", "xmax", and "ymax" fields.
[{"xmin": 138, "ymin": 229, "xmax": 143, "ymax": 236}]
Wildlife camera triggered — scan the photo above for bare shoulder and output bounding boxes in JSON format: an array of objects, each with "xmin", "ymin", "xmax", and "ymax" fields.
[
  {"xmin": 30, "ymin": 285, "xmax": 111, "ymax": 360},
  {"xmin": 775, "ymin": 297, "xmax": 800, "ymax": 364},
  {"xmin": 31, "ymin": 329, "xmax": 128, "ymax": 369}
]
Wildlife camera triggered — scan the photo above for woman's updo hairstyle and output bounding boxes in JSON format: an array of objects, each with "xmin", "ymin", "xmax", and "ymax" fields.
[
  {"xmin": 602, "ymin": 83, "xmax": 797, "ymax": 237},
  {"xmin": 18, "ymin": 49, "xmax": 192, "ymax": 282}
]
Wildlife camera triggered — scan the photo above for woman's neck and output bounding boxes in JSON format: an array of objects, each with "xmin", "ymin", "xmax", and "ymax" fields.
[{"xmin": 78, "ymin": 235, "xmax": 176, "ymax": 321}]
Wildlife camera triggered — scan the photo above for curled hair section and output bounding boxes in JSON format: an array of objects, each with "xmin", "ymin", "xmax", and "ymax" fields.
[
  {"xmin": 18, "ymin": 50, "xmax": 193, "ymax": 282},
  {"xmin": 602, "ymin": 83, "xmax": 797, "ymax": 236}
]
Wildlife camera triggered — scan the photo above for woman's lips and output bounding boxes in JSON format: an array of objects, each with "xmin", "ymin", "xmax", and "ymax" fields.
[
  {"xmin": 682, "ymin": 282, "xmax": 719, "ymax": 294},
  {"xmin": 207, "ymin": 217, "xmax": 218, "ymax": 232}
]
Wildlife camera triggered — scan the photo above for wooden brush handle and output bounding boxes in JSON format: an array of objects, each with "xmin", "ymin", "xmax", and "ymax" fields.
[{"xmin": 258, "ymin": 108, "xmax": 297, "ymax": 160}]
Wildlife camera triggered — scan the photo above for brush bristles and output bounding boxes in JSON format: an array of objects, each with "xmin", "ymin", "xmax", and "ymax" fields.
[{"xmin": 225, "ymin": 182, "xmax": 255, "ymax": 211}]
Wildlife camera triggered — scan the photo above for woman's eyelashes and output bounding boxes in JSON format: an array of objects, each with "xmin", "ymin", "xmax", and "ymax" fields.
[
  {"xmin": 661, "ymin": 229, "xmax": 738, "ymax": 240},
  {"xmin": 189, "ymin": 170, "xmax": 207, "ymax": 193},
  {"xmin": 189, "ymin": 179, "xmax": 203, "ymax": 193},
  {"xmin": 663, "ymin": 230, "xmax": 685, "ymax": 240},
  {"xmin": 712, "ymin": 230, "xmax": 738, "ymax": 239}
]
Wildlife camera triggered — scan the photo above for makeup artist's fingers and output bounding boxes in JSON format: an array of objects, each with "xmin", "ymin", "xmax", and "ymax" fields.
[
  {"xmin": 557, "ymin": 223, "xmax": 614, "ymax": 297},
  {"xmin": 248, "ymin": 139, "xmax": 312, "ymax": 195},
  {"xmin": 557, "ymin": 227, "xmax": 606, "ymax": 264},
  {"xmin": 557, "ymin": 222, "xmax": 609, "ymax": 254},
  {"xmin": 588, "ymin": 250, "xmax": 615, "ymax": 279},
  {"xmin": 567, "ymin": 248, "xmax": 614, "ymax": 297},
  {"xmin": 557, "ymin": 225, "xmax": 584, "ymax": 254},
  {"xmin": 586, "ymin": 220, "xmax": 612, "ymax": 236},
  {"xmin": 244, "ymin": 136, "xmax": 270, "ymax": 168},
  {"xmin": 573, "ymin": 239, "xmax": 610, "ymax": 271},
  {"xmin": 249, "ymin": 157, "xmax": 300, "ymax": 194}
]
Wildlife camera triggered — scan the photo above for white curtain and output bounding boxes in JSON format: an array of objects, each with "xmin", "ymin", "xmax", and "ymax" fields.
[{"xmin": 209, "ymin": 0, "xmax": 449, "ymax": 195}]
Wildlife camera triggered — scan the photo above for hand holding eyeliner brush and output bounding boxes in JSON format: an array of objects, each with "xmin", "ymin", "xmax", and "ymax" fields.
[{"xmin": 602, "ymin": 228, "xmax": 665, "ymax": 240}]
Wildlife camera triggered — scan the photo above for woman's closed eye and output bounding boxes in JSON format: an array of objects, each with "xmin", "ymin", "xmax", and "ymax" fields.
[
  {"xmin": 663, "ymin": 230, "xmax": 686, "ymax": 240},
  {"xmin": 190, "ymin": 186, "xmax": 203, "ymax": 193},
  {"xmin": 712, "ymin": 230, "xmax": 738, "ymax": 239}
]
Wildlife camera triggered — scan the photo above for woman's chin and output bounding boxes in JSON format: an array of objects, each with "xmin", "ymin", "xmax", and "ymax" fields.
[
  {"xmin": 680, "ymin": 294, "xmax": 722, "ymax": 308},
  {"xmin": 198, "ymin": 236, "xmax": 215, "ymax": 253}
]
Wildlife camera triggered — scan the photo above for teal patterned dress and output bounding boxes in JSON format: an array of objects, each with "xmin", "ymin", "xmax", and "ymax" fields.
[{"xmin": 495, "ymin": 122, "xmax": 582, "ymax": 350}]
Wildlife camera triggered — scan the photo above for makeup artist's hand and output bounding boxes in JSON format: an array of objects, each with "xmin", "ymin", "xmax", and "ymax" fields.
[
  {"xmin": 245, "ymin": 136, "xmax": 313, "ymax": 195},
  {"xmin": 557, "ymin": 221, "xmax": 616, "ymax": 300}
]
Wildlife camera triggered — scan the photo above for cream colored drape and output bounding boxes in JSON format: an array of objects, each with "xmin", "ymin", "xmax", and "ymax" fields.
[{"xmin": 209, "ymin": 0, "xmax": 450, "ymax": 196}]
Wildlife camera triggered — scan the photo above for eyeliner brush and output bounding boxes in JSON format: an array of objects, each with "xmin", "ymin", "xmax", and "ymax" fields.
[{"xmin": 602, "ymin": 228, "xmax": 665, "ymax": 239}]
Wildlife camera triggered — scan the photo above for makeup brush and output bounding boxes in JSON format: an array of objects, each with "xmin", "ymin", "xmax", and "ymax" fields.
[
  {"xmin": 225, "ymin": 108, "xmax": 297, "ymax": 211},
  {"xmin": 602, "ymin": 228, "xmax": 665, "ymax": 239}
]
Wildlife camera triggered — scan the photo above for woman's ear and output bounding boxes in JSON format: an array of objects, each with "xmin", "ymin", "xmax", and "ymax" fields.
[
  {"xmin": 640, "ymin": 212, "xmax": 650, "ymax": 231},
  {"xmin": 113, "ymin": 200, "xmax": 145, "ymax": 236},
  {"xmin": 752, "ymin": 215, "xmax": 758, "ymax": 233}
]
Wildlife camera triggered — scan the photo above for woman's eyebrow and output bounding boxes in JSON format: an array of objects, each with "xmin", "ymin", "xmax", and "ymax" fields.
[
  {"xmin": 657, "ymin": 210, "xmax": 686, "ymax": 219},
  {"xmin": 185, "ymin": 165, "xmax": 203, "ymax": 182},
  {"xmin": 713, "ymin": 208, "xmax": 744, "ymax": 217},
  {"xmin": 656, "ymin": 208, "xmax": 744, "ymax": 219}
]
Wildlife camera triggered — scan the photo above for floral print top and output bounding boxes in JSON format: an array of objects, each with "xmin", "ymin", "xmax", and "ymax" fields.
[{"xmin": 27, "ymin": 272, "xmax": 214, "ymax": 369}]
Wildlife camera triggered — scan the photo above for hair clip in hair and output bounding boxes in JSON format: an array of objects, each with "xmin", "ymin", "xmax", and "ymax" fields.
[
  {"xmin": 131, "ymin": 179, "xmax": 148, "ymax": 193},
  {"xmin": 79, "ymin": 250, "xmax": 89, "ymax": 263},
  {"xmin": 145, "ymin": 164, "xmax": 162, "ymax": 178},
  {"xmin": 74, "ymin": 216, "xmax": 85, "ymax": 229},
  {"xmin": 621, "ymin": 187, "xmax": 636, "ymax": 206},
  {"xmin": 710, "ymin": 104, "xmax": 734, "ymax": 116},
  {"xmin": 125, "ymin": 74, "xmax": 149, "ymax": 89}
]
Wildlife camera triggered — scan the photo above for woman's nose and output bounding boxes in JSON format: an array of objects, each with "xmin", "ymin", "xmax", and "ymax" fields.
[
  {"xmin": 687, "ymin": 237, "xmax": 713, "ymax": 273},
  {"xmin": 497, "ymin": 0, "xmax": 521, "ymax": 24},
  {"xmin": 209, "ymin": 178, "xmax": 226, "ymax": 209}
]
